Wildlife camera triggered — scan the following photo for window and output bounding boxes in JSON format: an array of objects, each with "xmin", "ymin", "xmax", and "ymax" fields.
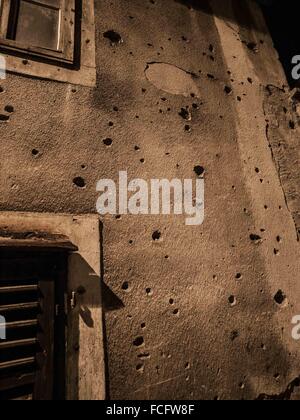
[
  {"xmin": 0, "ymin": 0, "xmax": 96, "ymax": 86},
  {"xmin": 0, "ymin": 0, "xmax": 75, "ymax": 65}
]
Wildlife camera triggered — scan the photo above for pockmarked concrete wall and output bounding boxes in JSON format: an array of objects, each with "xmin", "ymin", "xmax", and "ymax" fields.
[{"xmin": 0, "ymin": 0, "xmax": 300, "ymax": 400}]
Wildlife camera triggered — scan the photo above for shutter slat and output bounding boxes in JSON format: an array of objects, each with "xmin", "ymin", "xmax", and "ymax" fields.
[
  {"xmin": 0, "ymin": 357, "xmax": 35, "ymax": 371},
  {"xmin": 0, "ymin": 302, "xmax": 39, "ymax": 312},
  {"xmin": 0, "ymin": 373, "xmax": 35, "ymax": 392},
  {"xmin": 4, "ymin": 320, "xmax": 38, "ymax": 329},
  {"xmin": 0, "ymin": 338, "xmax": 37, "ymax": 350},
  {"xmin": 0, "ymin": 285, "xmax": 38, "ymax": 293}
]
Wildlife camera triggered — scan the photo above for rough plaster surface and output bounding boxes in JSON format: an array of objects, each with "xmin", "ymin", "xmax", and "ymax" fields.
[{"xmin": 0, "ymin": 0, "xmax": 300, "ymax": 400}]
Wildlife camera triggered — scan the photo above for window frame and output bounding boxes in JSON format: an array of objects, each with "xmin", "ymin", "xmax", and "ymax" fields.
[{"xmin": 0, "ymin": 0, "xmax": 76, "ymax": 65}]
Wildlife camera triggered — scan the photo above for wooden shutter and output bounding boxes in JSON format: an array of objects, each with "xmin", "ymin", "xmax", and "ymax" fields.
[{"xmin": 0, "ymin": 250, "xmax": 67, "ymax": 400}]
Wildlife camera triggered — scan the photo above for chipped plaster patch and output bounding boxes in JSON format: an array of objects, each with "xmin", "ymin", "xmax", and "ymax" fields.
[{"xmin": 145, "ymin": 62, "xmax": 200, "ymax": 97}]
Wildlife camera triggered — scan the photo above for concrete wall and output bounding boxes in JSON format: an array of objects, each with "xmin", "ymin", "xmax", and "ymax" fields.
[{"xmin": 0, "ymin": 0, "xmax": 300, "ymax": 400}]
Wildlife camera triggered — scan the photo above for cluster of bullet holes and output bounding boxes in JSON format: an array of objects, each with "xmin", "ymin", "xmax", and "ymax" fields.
[{"xmin": 176, "ymin": 95, "xmax": 201, "ymax": 134}]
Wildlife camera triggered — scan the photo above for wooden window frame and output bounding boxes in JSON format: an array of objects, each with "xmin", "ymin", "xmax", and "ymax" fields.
[
  {"xmin": 0, "ymin": 0, "xmax": 96, "ymax": 86},
  {"xmin": 0, "ymin": 0, "xmax": 76, "ymax": 65}
]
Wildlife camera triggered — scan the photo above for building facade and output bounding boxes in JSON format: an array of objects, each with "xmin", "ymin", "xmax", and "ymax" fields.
[{"xmin": 0, "ymin": 0, "xmax": 300, "ymax": 400}]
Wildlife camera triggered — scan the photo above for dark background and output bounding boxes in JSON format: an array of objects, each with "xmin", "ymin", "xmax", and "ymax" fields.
[{"xmin": 257, "ymin": 0, "xmax": 300, "ymax": 86}]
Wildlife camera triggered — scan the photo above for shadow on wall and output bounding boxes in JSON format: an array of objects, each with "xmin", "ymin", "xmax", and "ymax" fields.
[{"xmin": 174, "ymin": 0, "xmax": 268, "ymax": 33}]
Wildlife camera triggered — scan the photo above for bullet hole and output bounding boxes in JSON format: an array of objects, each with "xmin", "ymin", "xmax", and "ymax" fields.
[
  {"xmin": 274, "ymin": 373, "xmax": 280, "ymax": 381},
  {"xmin": 224, "ymin": 86, "xmax": 232, "ymax": 95},
  {"xmin": 113, "ymin": 106, "xmax": 119, "ymax": 112},
  {"xmin": 246, "ymin": 42, "xmax": 258, "ymax": 52},
  {"xmin": 181, "ymin": 35, "xmax": 188, "ymax": 42},
  {"xmin": 231, "ymin": 331, "xmax": 239, "ymax": 341},
  {"xmin": 247, "ymin": 77, "xmax": 253, "ymax": 84},
  {"xmin": 129, "ymin": 240, "xmax": 133, "ymax": 245},
  {"xmin": 289, "ymin": 120, "xmax": 295, "ymax": 130},
  {"xmin": 73, "ymin": 177, "xmax": 86, "ymax": 189},
  {"xmin": 185, "ymin": 362, "xmax": 190, "ymax": 370},
  {"xmin": 194, "ymin": 166, "xmax": 205, "ymax": 177},
  {"xmin": 86, "ymin": 39, "xmax": 90, "ymax": 44},
  {"xmin": 165, "ymin": 255, "xmax": 169, "ymax": 259},
  {"xmin": 192, "ymin": 103, "xmax": 199, "ymax": 109},
  {"xmin": 108, "ymin": 121, "xmax": 114, "ymax": 127},
  {"xmin": 255, "ymin": 167, "xmax": 260, "ymax": 173},
  {"xmin": 136, "ymin": 364, "xmax": 144, "ymax": 373},
  {"xmin": 103, "ymin": 30, "xmax": 123, "ymax": 45},
  {"xmin": 239, "ymin": 382, "xmax": 245, "ymax": 390},
  {"xmin": 209, "ymin": 44, "xmax": 214, "ymax": 53},
  {"xmin": 184, "ymin": 124, "xmax": 191, "ymax": 132},
  {"xmin": 146, "ymin": 288, "xmax": 153, "ymax": 296},
  {"xmin": 115, "ymin": 214, "xmax": 121, "ymax": 220},
  {"xmin": 133, "ymin": 336, "xmax": 144, "ymax": 347},
  {"xmin": 274, "ymin": 248, "xmax": 280, "ymax": 256},
  {"xmin": 32, "ymin": 149, "xmax": 39, "ymax": 157},
  {"xmin": 237, "ymin": 96, "xmax": 242, "ymax": 102},
  {"xmin": 264, "ymin": 205, "xmax": 268, "ymax": 210},
  {"xmin": 0, "ymin": 86, "xmax": 4, "ymax": 93},
  {"xmin": 276, "ymin": 236, "xmax": 282, "ymax": 243},
  {"xmin": 103, "ymin": 138, "xmax": 113, "ymax": 146},
  {"xmin": 261, "ymin": 344, "xmax": 267, "ymax": 351},
  {"xmin": 207, "ymin": 73, "xmax": 215, "ymax": 80},
  {"xmin": 121, "ymin": 282, "xmax": 130, "ymax": 291},
  {"xmin": 179, "ymin": 107, "xmax": 191, "ymax": 121},
  {"xmin": 169, "ymin": 298, "xmax": 174, "ymax": 305},
  {"xmin": 140, "ymin": 158, "xmax": 145, "ymax": 164},
  {"xmin": 236, "ymin": 273, "xmax": 242, "ymax": 280},
  {"xmin": 138, "ymin": 353, "xmax": 150, "ymax": 361},
  {"xmin": 134, "ymin": 145, "xmax": 140, "ymax": 151},
  {"xmin": 229, "ymin": 295, "xmax": 237, "ymax": 306},
  {"xmin": 4, "ymin": 105, "xmax": 14, "ymax": 113},
  {"xmin": 22, "ymin": 59, "xmax": 29, "ymax": 65},
  {"xmin": 152, "ymin": 230, "xmax": 161, "ymax": 241},
  {"xmin": 274, "ymin": 290, "xmax": 286, "ymax": 305},
  {"xmin": 250, "ymin": 234, "xmax": 262, "ymax": 243},
  {"xmin": 141, "ymin": 323, "xmax": 146, "ymax": 329},
  {"xmin": 173, "ymin": 308, "xmax": 179, "ymax": 315},
  {"xmin": 0, "ymin": 114, "xmax": 9, "ymax": 121}
]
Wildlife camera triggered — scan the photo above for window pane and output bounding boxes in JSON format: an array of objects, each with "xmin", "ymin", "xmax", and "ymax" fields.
[{"xmin": 15, "ymin": 0, "xmax": 61, "ymax": 51}]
